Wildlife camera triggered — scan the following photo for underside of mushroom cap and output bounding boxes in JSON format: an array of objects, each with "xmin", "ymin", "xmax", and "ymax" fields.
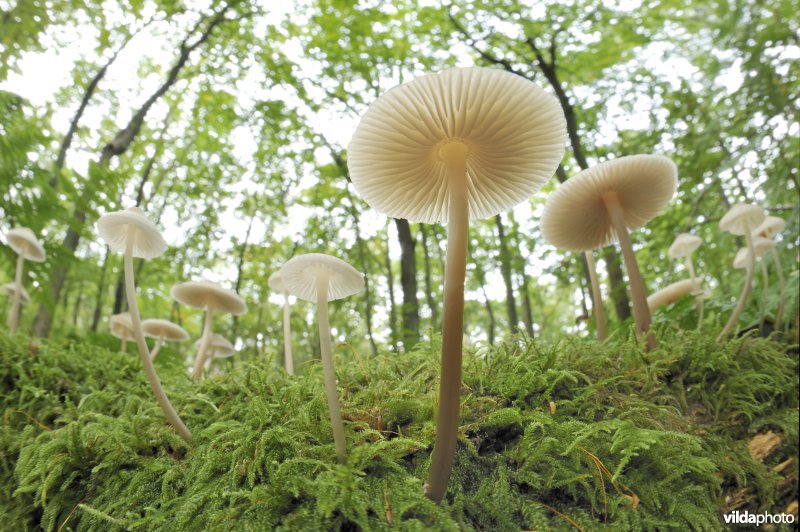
[
  {"xmin": 347, "ymin": 67, "xmax": 567, "ymax": 223},
  {"xmin": 541, "ymin": 154, "xmax": 678, "ymax": 251},
  {"xmin": 195, "ymin": 334, "xmax": 234, "ymax": 357},
  {"xmin": 668, "ymin": 233, "xmax": 702, "ymax": 259},
  {"xmin": 268, "ymin": 271, "xmax": 285, "ymax": 293},
  {"xmin": 719, "ymin": 204, "xmax": 765, "ymax": 236},
  {"xmin": 97, "ymin": 207, "xmax": 167, "ymax": 259},
  {"xmin": 647, "ymin": 278, "xmax": 695, "ymax": 313},
  {"xmin": 753, "ymin": 215, "xmax": 785, "ymax": 239},
  {"xmin": 733, "ymin": 238, "xmax": 776, "ymax": 268},
  {"xmin": 142, "ymin": 319, "xmax": 190, "ymax": 341},
  {"xmin": 109, "ymin": 312, "xmax": 134, "ymax": 338},
  {"xmin": 6, "ymin": 227, "xmax": 46, "ymax": 262},
  {"xmin": 3, "ymin": 282, "xmax": 30, "ymax": 304},
  {"xmin": 281, "ymin": 253, "xmax": 364, "ymax": 302},
  {"xmin": 170, "ymin": 280, "xmax": 247, "ymax": 315}
]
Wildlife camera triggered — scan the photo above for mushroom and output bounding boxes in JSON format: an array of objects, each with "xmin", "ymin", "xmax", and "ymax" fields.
[
  {"xmin": 647, "ymin": 279, "xmax": 695, "ymax": 314},
  {"xmin": 280, "ymin": 253, "xmax": 364, "ymax": 464},
  {"xmin": 753, "ymin": 216, "xmax": 786, "ymax": 329},
  {"xmin": 582, "ymin": 251, "xmax": 608, "ymax": 341},
  {"xmin": 268, "ymin": 270, "xmax": 294, "ymax": 375},
  {"xmin": 109, "ymin": 312, "xmax": 134, "ymax": 352},
  {"xmin": 348, "ymin": 67, "xmax": 566, "ymax": 502},
  {"xmin": 733, "ymin": 238, "xmax": 777, "ymax": 331},
  {"xmin": 668, "ymin": 233, "xmax": 704, "ymax": 326},
  {"xmin": 195, "ymin": 334, "xmax": 235, "ymax": 370},
  {"xmin": 97, "ymin": 207, "xmax": 191, "ymax": 442},
  {"xmin": 170, "ymin": 280, "xmax": 247, "ymax": 380},
  {"xmin": 142, "ymin": 319, "xmax": 190, "ymax": 360},
  {"xmin": 542, "ymin": 155, "xmax": 678, "ymax": 351},
  {"xmin": 3, "ymin": 283, "xmax": 30, "ymax": 305},
  {"xmin": 4, "ymin": 227, "xmax": 45, "ymax": 333},
  {"xmin": 716, "ymin": 204, "xmax": 766, "ymax": 340}
]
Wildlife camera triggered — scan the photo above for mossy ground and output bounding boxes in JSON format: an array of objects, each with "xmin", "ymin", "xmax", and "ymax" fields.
[{"xmin": 0, "ymin": 320, "xmax": 797, "ymax": 531}]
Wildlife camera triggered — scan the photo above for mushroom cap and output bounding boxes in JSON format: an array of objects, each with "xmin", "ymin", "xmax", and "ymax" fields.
[
  {"xmin": 195, "ymin": 333, "xmax": 235, "ymax": 358},
  {"xmin": 109, "ymin": 312, "xmax": 134, "ymax": 338},
  {"xmin": 281, "ymin": 253, "xmax": 364, "ymax": 302},
  {"xmin": 141, "ymin": 319, "xmax": 190, "ymax": 341},
  {"xmin": 170, "ymin": 280, "xmax": 247, "ymax": 315},
  {"xmin": 347, "ymin": 67, "xmax": 567, "ymax": 223},
  {"xmin": 753, "ymin": 216, "xmax": 785, "ymax": 239},
  {"xmin": 719, "ymin": 203, "xmax": 765, "ymax": 236},
  {"xmin": 668, "ymin": 233, "xmax": 702, "ymax": 260},
  {"xmin": 733, "ymin": 238, "xmax": 776, "ymax": 268},
  {"xmin": 541, "ymin": 155, "xmax": 678, "ymax": 251},
  {"xmin": 268, "ymin": 270, "xmax": 285, "ymax": 293},
  {"xmin": 6, "ymin": 227, "xmax": 46, "ymax": 262},
  {"xmin": 647, "ymin": 279, "xmax": 695, "ymax": 313},
  {"xmin": 97, "ymin": 207, "xmax": 167, "ymax": 260},
  {"xmin": 3, "ymin": 283, "xmax": 30, "ymax": 304}
]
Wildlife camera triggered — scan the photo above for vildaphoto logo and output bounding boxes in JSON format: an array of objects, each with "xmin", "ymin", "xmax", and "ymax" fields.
[{"xmin": 723, "ymin": 510, "xmax": 796, "ymax": 526}]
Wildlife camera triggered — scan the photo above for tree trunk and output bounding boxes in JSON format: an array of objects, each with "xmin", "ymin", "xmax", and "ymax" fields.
[
  {"xmin": 384, "ymin": 231, "xmax": 399, "ymax": 352},
  {"xmin": 395, "ymin": 218, "xmax": 420, "ymax": 350},
  {"xmin": 71, "ymin": 280, "xmax": 85, "ymax": 326},
  {"xmin": 494, "ymin": 214, "xmax": 519, "ymax": 333},
  {"xmin": 603, "ymin": 246, "xmax": 631, "ymax": 321},
  {"xmin": 419, "ymin": 224, "xmax": 438, "ymax": 331},
  {"xmin": 90, "ymin": 246, "xmax": 111, "ymax": 332},
  {"xmin": 508, "ymin": 212, "xmax": 534, "ymax": 336},
  {"xmin": 231, "ymin": 212, "xmax": 255, "ymax": 338},
  {"xmin": 474, "ymin": 262, "xmax": 495, "ymax": 345}
]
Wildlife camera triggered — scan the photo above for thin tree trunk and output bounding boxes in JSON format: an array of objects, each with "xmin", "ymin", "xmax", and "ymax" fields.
[
  {"xmin": 395, "ymin": 218, "xmax": 420, "ymax": 350},
  {"xmin": 419, "ymin": 224, "xmax": 439, "ymax": 331},
  {"xmin": 494, "ymin": 214, "xmax": 519, "ymax": 333},
  {"xmin": 474, "ymin": 262, "xmax": 496, "ymax": 345},
  {"xmin": 231, "ymin": 212, "xmax": 255, "ymax": 338},
  {"xmin": 71, "ymin": 280, "xmax": 85, "ymax": 326},
  {"xmin": 384, "ymin": 232, "xmax": 399, "ymax": 352},
  {"xmin": 507, "ymin": 213, "xmax": 535, "ymax": 336},
  {"xmin": 32, "ymin": 6, "xmax": 232, "ymax": 337},
  {"xmin": 90, "ymin": 246, "xmax": 111, "ymax": 332}
]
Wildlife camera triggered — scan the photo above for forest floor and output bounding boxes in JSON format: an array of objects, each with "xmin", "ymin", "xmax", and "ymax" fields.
[{"xmin": 0, "ymin": 324, "xmax": 797, "ymax": 531}]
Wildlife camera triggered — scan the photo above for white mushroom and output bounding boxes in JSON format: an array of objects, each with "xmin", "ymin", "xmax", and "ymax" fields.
[
  {"xmin": 268, "ymin": 270, "xmax": 293, "ymax": 375},
  {"xmin": 97, "ymin": 207, "xmax": 191, "ymax": 442},
  {"xmin": 753, "ymin": 216, "xmax": 786, "ymax": 329},
  {"xmin": 4, "ymin": 227, "xmax": 45, "ymax": 333},
  {"xmin": 668, "ymin": 233, "xmax": 704, "ymax": 327},
  {"xmin": 142, "ymin": 318, "xmax": 190, "ymax": 360},
  {"xmin": 647, "ymin": 279, "xmax": 695, "ymax": 314},
  {"xmin": 281, "ymin": 253, "xmax": 364, "ymax": 464},
  {"xmin": 109, "ymin": 312, "xmax": 134, "ymax": 352}
]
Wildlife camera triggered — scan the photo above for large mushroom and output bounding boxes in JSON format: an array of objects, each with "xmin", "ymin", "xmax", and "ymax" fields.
[
  {"xmin": 716, "ymin": 204, "xmax": 765, "ymax": 340},
  {"xmin": 753, "ymin": 216, "xmax": 786, "ymax": 329},
  {"xmin": 109, "ymin": 312, "xmax": 134, "ymax": 352},
  {"xmin": 97, "ymin": 207, "xmax": 191, "ymax": 441},
  {"xmin": 281, "ymin": 253, "xmax": 364, "ymax": 464},
  {"xmin": 348, "ymin": 67, "xmax": 566, "ymax": 502},
  {"xmin": 268, "ymin": 270, "xmax": 294, "ymax": 375},
  {"xmin": 542, "ymin": 155, "xmax": 678, "ymax": 351},
  {"xmin": 4, "ymin": 227, "xmax": 45, "ymax": 333},
  {"xmin": 142, "ymin": 319, "xmax": 190, "ymax": 360},
  {"xmin": 668, "ymin": 233, "xmax": 704, "ymax": 327},
  {"xmin": 170, "ymin": 280, "xmax": 246, "ymax": 380}
]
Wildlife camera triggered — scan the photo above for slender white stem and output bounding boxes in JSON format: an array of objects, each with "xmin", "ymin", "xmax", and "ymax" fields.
[
  {"xmin": 7, "ymin": 254, "xmax": 24, "ymax": 333},
  {"xmin": 717, "ymin": 232, "xmax": 756, "ymax": 341},
  {"xmin": 121, "ymin": 330, "xmax": 128, "ymax": 353},
  {"xmin": 425, "ymin": 151, "xmax": 468, "ymax": 503},
  {"xmin": 317, "ymin": 273, "xmax": 346, "ymax": 463},
  {"xmin": 686, "ymin": 256, "xmax": 704, "ymax": 329},
  {"xmin": 150, "ymin": 336, "xmax": 164, "ymax": 360},
  {"xmin": 584, "ymin": 250, "xmax": 607, "ymax": 341},
  {"xmin": 191, "ymin": 309, "xmax": 215, "ymax": 381},
  {"xmin": 124, "ymin": 237, "xmax": 191, "ymax": 441},
  {"xmin": 772, "ymin": 249, "xmax": 785, "ymax": 330},
  {"xmin": 759, "ymin": 260, "xmax": 769, "ymax": 331},
  {"xmin": 283, "ymin": 290, "xmax": 294, "ymax": 375}
]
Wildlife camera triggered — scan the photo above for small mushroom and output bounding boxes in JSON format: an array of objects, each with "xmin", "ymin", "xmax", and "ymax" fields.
[
  {"xmin": 668, "ymin": 233, "xmax": 704, "ymax": 326},
  {"xmin": 268, "ymin": 270, "xmax": 294, "ymax": 375},
  {"xmin": 195, "ymin": 334, "xmax": 235, "ymax": 370},
  {"xmin": 142, "ymin": 319, "xmax": 190, "ymax": 360},
  {"xmin": 170, "ymin": 280, "xmax": 247, "ymax": 380},
  {"xmin": 753, "ymin": 216, "xmax": 786, "ymax": 329},
  {"xmin": 4, "ymin": 227, "xmax": 45, "ymax": 333},
  {"xmin": 109, "ymin": 312, "xmax": 134, "ymax": 352},
  {"xmin": 647, "ymin": 279, "xmax": 695, "ymax": 314},
  {"xmin": 542, "ymin": 155, "xmax": 678, "ymax": 351},
  {"xmin": 733, "ymin": 238, "xmax": 777, "ymax": 331},
  {"xmin": 3, "ymin": 283, "xmax": 30, "ymax": 305},
  {"xmin": 281, "ymin": 253, "xmax": 364, "ymax": 464},
  {"xmin": 97, "ymin": 207, "xmax": 191, "ymax": 442},
  {"xmin": 716, "ymin": 204, "xmax": 766, "ymax": 340},
  {"xmin": 348, "ymin": 67, "xmax": 566, "ymax": 502}
]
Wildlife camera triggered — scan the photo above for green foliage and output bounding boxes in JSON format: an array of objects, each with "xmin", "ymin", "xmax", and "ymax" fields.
[{"xmin": 1, "ymin": 329, "xmax": 796, "ymax": 530}]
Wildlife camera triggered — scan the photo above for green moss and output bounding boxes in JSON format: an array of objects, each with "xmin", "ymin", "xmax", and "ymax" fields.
[{"xmin": 0, "ymin": 327, "xmax": 797, "ymax": 530}]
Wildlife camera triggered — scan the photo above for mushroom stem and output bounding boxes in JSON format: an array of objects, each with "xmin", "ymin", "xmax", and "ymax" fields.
[
  {"xmin": 686, "ymin": 257, "xmax": 704, "ymax": 329},
  {"xmin": 192, "ymin": 308, "xmax": 215, "ymax": 380},
  {"xmin": 121, "ymin": 330, "xmax": 128, "ymax": 353},
  {"xmin": 759, "ymin": 260, "xmax": 769, "ymax": 332},
  {"xmin": 123, "ymin": 237, "xmax": 191, "ymax": 441},
  {"xmin": 425, "ymin": 152, "xmax": 468, "ymax": 504},
  {"xmin": 316, "ymin": 273, "xmax": 347, "ymax": 463},
  {"xmin": 772, "ymin": 249, "xmax": 785, "ymax": 330},
  {"xmin": 7, "ymin": 254, "xmax": 24, "ymax": 333},
  {"xmin": 584, "ymin": 250, "xmax": 607, "ymax": 341},
  {"xmin": 717, "ymin": 232, "xmax": 756, "ymax": 341},
  {"xmin": 150, "ymin": 335, "xmax": 164, "ymax": 360},
  {"xmin": 602, "ymin": 192, "xmax": 655, "ymax": 351},
  {"xmin": 283, "ymin": 289, "xmax": 294, "ymax": 375}
]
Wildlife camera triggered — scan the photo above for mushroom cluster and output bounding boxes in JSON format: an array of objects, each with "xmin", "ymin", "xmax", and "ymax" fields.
[{"xmin": 3, "ymin": 227, "xmax": 45, "ymax": 333}]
